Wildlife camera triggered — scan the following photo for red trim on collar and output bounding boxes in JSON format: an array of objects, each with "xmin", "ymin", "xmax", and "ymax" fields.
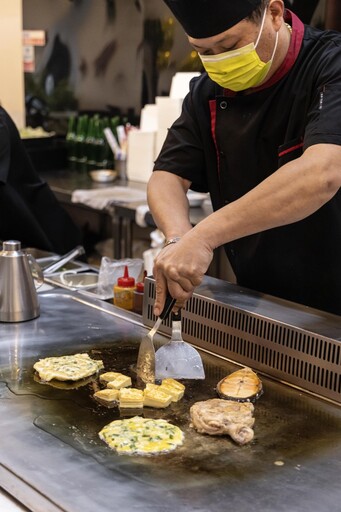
[
  {"xmin": 223, "ymin": 10, "xmax": 304, "ymax": 96},
  {"xmin": 253, "ymin": 10, "xmax": 304, "ymax": 91}
]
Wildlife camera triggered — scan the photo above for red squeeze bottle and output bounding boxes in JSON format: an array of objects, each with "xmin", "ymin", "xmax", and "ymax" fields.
[
  {"xmin": 133, "ymin": 270, "xmax": 147, "ymax": 314},
  {"xmin": 113, "ymin": 265, "xmax": 136, "ymax": 310}
]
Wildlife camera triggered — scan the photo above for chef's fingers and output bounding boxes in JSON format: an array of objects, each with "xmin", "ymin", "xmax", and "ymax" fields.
[
  {"xmin": 152, "ymin": 236, "xmax": 211, "ymax": 314},
  {"xmin": 158, "ymin": 252, "xmax": 203, "ymax": 289},
  {"xmin": 153, "ymin": 272, "xmax": 191, "ymax": 317},
  {"xmin": 153, "ymin": 268, "xmax": 168, "ymax": 317},
  {"xmin": 167, "ymin": 266, "xmax": 203, "ymax": 290},
  {"xmin": 153, "ymin": 274, "xmax": 200, "ymax": 317},
  {"xmin": 166, "ymin": 279, "xmax": 193, "ymax": 307}
]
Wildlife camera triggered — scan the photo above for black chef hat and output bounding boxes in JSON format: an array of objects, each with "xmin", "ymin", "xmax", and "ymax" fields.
[{"xmin": 163, "ymin": 0, "xmax": 263, "ymax": 38}]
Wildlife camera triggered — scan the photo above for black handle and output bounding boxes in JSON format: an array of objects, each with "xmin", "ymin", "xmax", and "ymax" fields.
[
  {"xmin": 171, "ymin": 309, "xmax": 181, "ymax": 322},
  {"xmin": 159, "ymin": 292, "xmax": 176, "ymax": 320}
]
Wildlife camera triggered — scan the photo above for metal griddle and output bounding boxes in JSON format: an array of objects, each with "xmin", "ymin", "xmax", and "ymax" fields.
[{"xmin": 1, "ymin": 286, "xmax": 341, "ymax": 512}]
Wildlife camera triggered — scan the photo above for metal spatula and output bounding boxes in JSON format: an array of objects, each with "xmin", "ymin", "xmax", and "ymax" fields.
[
  {"xmin": 136, "ymin": 294, "xmax": 176, "ymax": 383},
  {"xmin": 155, "ymin": 309, "xmax": 205, "ymax": 380}
]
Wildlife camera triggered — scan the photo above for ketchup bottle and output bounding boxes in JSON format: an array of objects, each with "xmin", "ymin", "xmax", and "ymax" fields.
[{"xmin": 113, "ymin": 265, "xmax": 136, "ymax": 310}]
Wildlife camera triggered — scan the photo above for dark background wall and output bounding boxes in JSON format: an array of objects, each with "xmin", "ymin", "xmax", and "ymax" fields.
[
  {"xmin": 23, "ymin": 0, "xmax": 190, "ymax": 120},
  {"xmin": 23, "ymin": 0, "xmax": 335, "ymax": 124}
]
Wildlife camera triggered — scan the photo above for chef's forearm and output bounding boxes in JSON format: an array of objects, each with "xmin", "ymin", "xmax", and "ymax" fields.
[
  {"xmin": 188, "ymin": 143, "xmax": 341, "ymax": 250},
  {"xmin": 147, "ymin": 171, "xmax": 193, "ymax": 238}
]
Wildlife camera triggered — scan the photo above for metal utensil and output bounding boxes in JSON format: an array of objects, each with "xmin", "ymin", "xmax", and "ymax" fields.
[
  {"xmin": 136, "ymin": 294, "xmax": 176, "ymax": 383},
  {"xmin": 43, "ymin": 245, "xmax": 85, "ymax": 275},
  {"xmin": 155, "ymin": 309, "xmax": 205, "ymax": 380},
  {"xmin": 0, "ymin": 240, "xmax": 44, "ymax": 322}
]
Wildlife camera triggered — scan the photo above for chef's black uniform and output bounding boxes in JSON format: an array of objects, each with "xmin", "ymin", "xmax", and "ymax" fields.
[
  {"xmin": 0, "ymin": 107, "xmax": 82, "ymax": 254},
  {"xmin": 154, "ymin": 11, "xmax": 341, "ymax": 316}
]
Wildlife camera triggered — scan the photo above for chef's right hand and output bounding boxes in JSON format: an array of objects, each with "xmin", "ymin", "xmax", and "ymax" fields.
[{"xmin": 152, "ymin": 232, "xmax": 213, "ymax": 317}]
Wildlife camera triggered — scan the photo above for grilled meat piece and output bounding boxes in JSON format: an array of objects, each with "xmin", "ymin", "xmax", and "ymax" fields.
[{"xmin": 190, "ymin": 398, "xmax": 255, "ymax": 445}]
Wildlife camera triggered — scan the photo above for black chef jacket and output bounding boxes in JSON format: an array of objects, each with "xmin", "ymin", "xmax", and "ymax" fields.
[
  {"xmin": 0, "ymin": 106, "xmax": 82, "ymax": 254},
  {"xmin": 153, "ymin": 11, "xmax": 341, "ymax": 316}
]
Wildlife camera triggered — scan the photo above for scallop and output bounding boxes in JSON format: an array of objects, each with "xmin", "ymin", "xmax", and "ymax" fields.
[{"xmin": 216, "ymin": 367, "xmax": 263, "ymax": 402}]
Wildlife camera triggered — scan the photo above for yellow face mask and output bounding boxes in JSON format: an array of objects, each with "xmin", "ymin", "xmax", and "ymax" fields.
[{"xmin": 199, "ymin": 8, "xmax": 279, "ymax": 91}]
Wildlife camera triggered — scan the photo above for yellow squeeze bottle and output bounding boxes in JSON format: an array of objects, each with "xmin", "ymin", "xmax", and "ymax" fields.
[{"xmin": 113, "ymin": 265, "xmax": 136, "ymax": 310}]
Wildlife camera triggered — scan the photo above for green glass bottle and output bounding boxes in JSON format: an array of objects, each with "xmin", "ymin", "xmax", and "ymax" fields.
[
  {"xmin": 75, "ymin": 114, "xmax": 88, "ymax": 171},
  {"xmin": 102, "ymin": 117, "xmax": 114, "ymax": 170},
  {"xmin": 66, "ymin": 115, "xmax": 77, "ymax": 170},
  {"xmin": 94, "ymin": 118, "xmax": 106, "ymax": 169},
  {"xmin": 84, "ymin": 116, "xmax": 96, "ymax": 171}
]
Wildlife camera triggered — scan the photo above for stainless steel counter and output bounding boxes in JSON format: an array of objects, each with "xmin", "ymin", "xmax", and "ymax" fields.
[{"xmin": 1, "ymin": 289, "xmax": 341, "ymax": 512}]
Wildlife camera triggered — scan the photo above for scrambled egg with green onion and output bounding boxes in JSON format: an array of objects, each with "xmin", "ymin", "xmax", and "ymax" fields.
[
  {"xmin": 33, "ymin": 353, "xmax": 104, "ymax": 382},
  {"xmin": 99, "ymin": 416, "xmax": 184, "ymax": 455}
]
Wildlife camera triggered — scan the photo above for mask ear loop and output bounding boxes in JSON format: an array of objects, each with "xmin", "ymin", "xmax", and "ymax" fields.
[
  {"xmin": 254, "ymin": 7, "xmax": 269, "ymax": 48},
  {"xmin": 254, "ymin": 6, "xmax": 279, "ymax": 63},
  {"xmin": 270, "ymin": 30, "xmax": 279, "ymax": 61}
]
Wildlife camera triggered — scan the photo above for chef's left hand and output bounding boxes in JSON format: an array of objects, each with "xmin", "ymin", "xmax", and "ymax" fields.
[{"xmin": 153, "ymin": 232, "xmax": 213, "ymax": 317}]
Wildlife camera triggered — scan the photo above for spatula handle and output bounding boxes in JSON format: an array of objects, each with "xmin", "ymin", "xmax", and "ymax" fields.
[
  {"xmin": 159, "ymin": 292, "xmax": 176, "ymax": 320},
  {"xmin": 171, "ymin": 309, "xmax": 182, "ymax": 322}
]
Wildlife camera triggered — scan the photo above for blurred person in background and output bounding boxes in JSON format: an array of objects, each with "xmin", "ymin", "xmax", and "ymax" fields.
[
  {"xmin": 283, "ymin": 0, "xmax": 320, "ymax": 25},
  {"xmin": 0, "ymin": 106, "xmax": 82, "ymax": 253}
]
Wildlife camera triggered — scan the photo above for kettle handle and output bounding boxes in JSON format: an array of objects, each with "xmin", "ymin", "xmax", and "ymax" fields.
[{"xmin": 28, "ymin": 254, "xmax": 44, "ymax": 289}]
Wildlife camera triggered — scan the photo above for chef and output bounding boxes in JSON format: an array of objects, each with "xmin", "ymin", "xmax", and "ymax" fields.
[{"xmin": 148, "ymin": 0, "xmax": 341, "ymax": 316}]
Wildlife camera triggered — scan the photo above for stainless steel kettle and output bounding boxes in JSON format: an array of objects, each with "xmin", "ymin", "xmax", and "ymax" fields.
[{"xmin": 0, "ymin": 240, "xmax": 44, "ymax": 322}]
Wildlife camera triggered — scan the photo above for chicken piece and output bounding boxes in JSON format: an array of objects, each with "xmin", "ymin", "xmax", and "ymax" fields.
[{"xmin": 190, "ymin": 398, "xmax": 255, "ymax": 445}]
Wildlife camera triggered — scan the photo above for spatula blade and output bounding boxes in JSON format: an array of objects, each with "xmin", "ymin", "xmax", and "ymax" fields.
[
  {"xmin": 136, "ymin": 333, "xmax": 156, "ymax": 383},
  {"xmin": 155, "ymin": 310, "xmax": 205, "ymax": 380},
  {"xmin": 155, "ymin": 343, "xmax": 205, "ymax": 380},
  {"xmin": 136, "ymin": 294, "xmax": 176, "ymax": 383}
]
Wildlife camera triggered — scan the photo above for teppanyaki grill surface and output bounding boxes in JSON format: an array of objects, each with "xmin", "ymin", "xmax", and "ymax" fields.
[
  {"xmin": 32, "ymin": 352, "xmax": 341, "ymax": 484},
  {"xmin": 1, "ymin": 291, "xmax": 341, "ymax": 512}
]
